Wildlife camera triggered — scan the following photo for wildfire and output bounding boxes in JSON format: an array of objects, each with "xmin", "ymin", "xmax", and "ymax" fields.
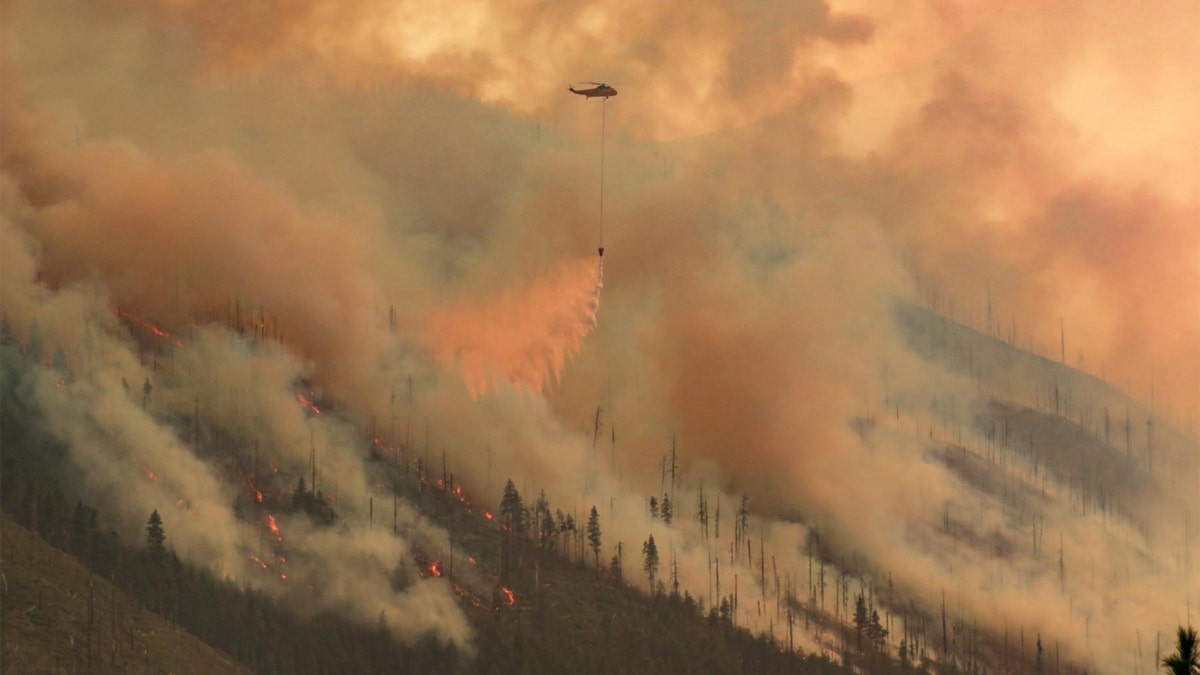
[
  {"xmin": 500, "ymin": 587, "xmax": 516, "ymax": 607},
  {"xmin": 296, "ymin": 392, "xmax": 321, "ymax": 415},
  {"xmin": 115, "ymin": 307, "xmax": 171, "ymax": 338},
  {"xmin": 255, "ymin": 489, "xmax": 264, "ymax": 504},
  {"xmin": 484, "ymin": 511, "xmax": 494, "ymax": 521},
  {"xmin": 250, "ymin": 554, "xmax": 268, "ymax": 570},
  {"xmin": 266, "ymin": 514, "xmax": 283, "ymax": 542},
  {"xmin": 142, "ymin": 466, "xmax": 158, "ymax": 483}
]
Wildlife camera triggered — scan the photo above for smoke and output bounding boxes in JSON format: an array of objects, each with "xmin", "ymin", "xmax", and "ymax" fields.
[{"xmin": 2, "ymin": 0, "xmax": 1198, "ymax": 671}]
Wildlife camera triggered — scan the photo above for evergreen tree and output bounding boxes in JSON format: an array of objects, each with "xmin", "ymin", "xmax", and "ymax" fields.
[
  {"xmin": 609, "ymin": 543, "xmax": 623, "ymax": 582},
  {"xmin": 642, "ymin": 535, "xmax": 660, "ymax": 593},
  {"xmin": 586, "ymin": 506, "xmax": 602, "ymax": 571},
  {"xmin": 660, "ymin": 493, "xmax": 672, "ymax": 525},
  {"xmin": 648, "ymin": 496, "xmax": 659, "ymax": 519},
  {"xmin": 534, "ymin": 490, "xmax": 549, "ymax": 526},
  {"xmin": 145, "ymin": 509, "xmax": 166, "ymax": 558},
  {"xmin": 869, "ymin": 609, "xmax": 887, "ymax": 651},
  {"xmin": 1163, "ymin": 625, "xmax": 1199, "ymax": 675},
  {"xmin": 853, "ymin": 594, "xmax": 868, "ymax": 651},
  {"xmin": 499, "ymin": 479, "xmax": 526, "ymax": 534},
  {"xmin": 539, "ymin": 509, "xmax": 557, "ymax": 551}
]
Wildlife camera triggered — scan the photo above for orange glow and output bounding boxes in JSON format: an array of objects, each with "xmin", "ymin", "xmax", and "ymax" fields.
[
  {"xmin": 296, "ymin": 392, "xmax": 321, "ymax": 415},
  {"xmin": 428, "ymin": 257, "xmax": 603, "ymax": 398},
  {"xmin": 266, "ymin": 514, "xmax": 283, "ymax": 542},
  {"xmin": 142, "ymin": 466, "xmax": 158, "ymax": 483},
  {"xmin": 484, "ymin": 511, "xmax": 494, "ymax": 521},
  {"xmin": 115, "ymin": 307, "xmax": 171, "ymax": 338},
  {"xmin": 500, "ymin": 587, "xmax": 515, "ymax": 606},
  {"xmin": 255, "ymin": 489, "xmax": 263, "ymax": 503}
]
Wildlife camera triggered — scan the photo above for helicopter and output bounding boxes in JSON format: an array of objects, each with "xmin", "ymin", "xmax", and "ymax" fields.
[{"xmin": 569, "ymin": 82, "xmax": 618, "ymax": 99}]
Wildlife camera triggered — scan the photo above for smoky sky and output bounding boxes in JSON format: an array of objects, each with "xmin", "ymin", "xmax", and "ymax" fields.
[{"xmin": 2, "ymin": 0, "xmax": 1197, "ymax": 670}]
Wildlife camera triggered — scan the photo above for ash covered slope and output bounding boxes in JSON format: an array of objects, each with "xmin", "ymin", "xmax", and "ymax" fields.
[{"xmin": 888, "ymin": 299, "xmax": 1198, "ymax": 672}]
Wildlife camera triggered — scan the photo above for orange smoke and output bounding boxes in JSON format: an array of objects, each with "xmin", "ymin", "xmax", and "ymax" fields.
[{"xmin": 428, "ymin": 256, "xmax": 603, "ymax": 398}]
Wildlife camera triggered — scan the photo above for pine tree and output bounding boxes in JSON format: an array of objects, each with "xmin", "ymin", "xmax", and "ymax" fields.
[
  {"xmin": 648, "ymin": 496, "xmax": 659, "ymax": 519},
  {"xmin": 145, "ymin": 509, "xmax": 166, "ymax": 558},
  {"xmin": 854, "ymin": 594, "xmax": 868, "ymax": 651},
  {"xmin": 500, "ymin": 479, "xmax": 526, "ymax": 534},
  {"xmin": 660, "ymin": 493, "xmax": 672, "ymax": 525},
  {"xmin": 539, "ymin": 509, "xmax": 557, "ymax": 551},
  {"xmin": 870, "ymin": 609, "xmax": 887, "ymax": 651},
  {"xmin": 642, "ymin": 535, "xmax": 660, "ymax": 593},
  {"xmin": 586, "ymin": 506, "xmax": 602, "ymax": 571},
  {"xmin": 1162, "ymin": 625, "xmax": 1199, "ymax": 675}
]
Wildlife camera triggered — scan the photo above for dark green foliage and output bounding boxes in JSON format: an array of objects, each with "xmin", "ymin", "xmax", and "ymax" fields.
[
  {"xmin": 145, "ymin": 509, "xmax": 166, "ymax": 558},
  {"xmin": 586, "ymin": 505, "xmax": 602, "ymax": 570},
  {"xmin": 500, "ymin": 479, "xmax": 526, "ymax": 534},
  {"xmin": 291, "ymin": 476, "xmax": 337, "ymax": 525},
  {"xmin": 1163, "ymin": 625, "xmax": 1199, "ymax": 675},
  {"xmin": 642, "ymin": 534, "xmax": 660, "ymax": 593}
]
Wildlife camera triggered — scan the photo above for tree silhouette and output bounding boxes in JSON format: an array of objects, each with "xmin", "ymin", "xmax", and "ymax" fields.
[
  {"xmin": 642, "ymin": 535, "xmax": 659, "ymax": 593},
  {"xmin": 586, "ymin": 506, "xmax": 602, "ymax": 571},
  {"xmin": 145, "ymin": 509, "xmax": 166, "ymax": 558},
  {"xmin": 1163, "ymin": 625, "xmax": 1199, "ymax": 675},
  {"xmin": 499, "ymin": 479, "xmax": 526, "ymax": 534}
]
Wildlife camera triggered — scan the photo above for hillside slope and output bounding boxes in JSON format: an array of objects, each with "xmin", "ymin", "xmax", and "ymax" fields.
[{"xmin": 1, "ymin": 512, "xmax": 252, "ymax": 675}]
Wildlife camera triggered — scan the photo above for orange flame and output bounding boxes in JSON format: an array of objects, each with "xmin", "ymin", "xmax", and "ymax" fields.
[
  {"xmin": 142, "ymin": 466, "xmax": 158, "ymax": 483},
  {"xmin": 428, "ymin": 256, "xmax": 603, "ymax": 398},
  {"xmin": 500, "ymin": 586, "xmax": 515, "ymax": 606},
  {"xmin": 115, "ymin": 307, "xmax": 171, "ymax": 338},
  {"xmin": 266, "ymin": 514, "xmax": 283, "ymax": 542},
  {"xmin": 296, "ymin": 392, "xmax": 321, "ymax": 415}
]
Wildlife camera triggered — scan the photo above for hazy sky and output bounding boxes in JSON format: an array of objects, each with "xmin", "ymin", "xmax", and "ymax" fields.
[{"xmin": 2, "ymin": 0, "xmax": 1197, "ymax": 669}]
